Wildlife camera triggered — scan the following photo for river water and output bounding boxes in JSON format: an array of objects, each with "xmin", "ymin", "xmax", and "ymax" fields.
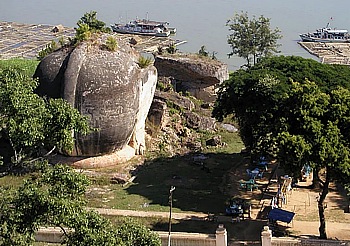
[{"xmin": 1, "ymin": 0, "xmax": 350, "ymax": 70}]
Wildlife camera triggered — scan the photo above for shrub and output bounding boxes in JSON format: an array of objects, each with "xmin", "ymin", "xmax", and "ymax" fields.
[
  {"xmin": 166, "ymin": 43, "xmax": 177, "ymax": 54},
  {"xmin": 37, "ymin": 40, "xmax": 58, "ymax": 60},
  {"xmin": 75, "ymin": 23, "xmax": 92, "ymax": 43},
  {"xmin": 138, "ymin": 56, "xmax": 153, "ymax": 68},
  {"xmin": 105, "ymin": 36, "xmax": 118, "ymax": 51},
  {"xmin": 198, "ymin": 45, "xmax": 209, "ymax": 57}
]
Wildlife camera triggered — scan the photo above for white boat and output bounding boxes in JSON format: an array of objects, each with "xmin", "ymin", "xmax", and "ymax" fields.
[
  {"xmin": 111, "ymin": 19, "xmax": 176, "ymax": 37},
  {"xmin": 299, "ymin": 23, "xmax": 350, "ymax": 43}
]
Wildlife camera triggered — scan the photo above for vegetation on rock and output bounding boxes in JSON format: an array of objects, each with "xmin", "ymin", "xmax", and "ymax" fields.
[
  {"xmin": 37, "ymin": 11, "xmax": 113, "ymax": 59},
  {"xmin": 138, "ymin": 56, "xmax": 153, "ymax": 68},
  {"xmin": 37, "ymin": 40, "xmax": 59, "ymax": 60},
  {"xmin": 104, "ymin": 36, "xmax": 118, "ymax": 51}
]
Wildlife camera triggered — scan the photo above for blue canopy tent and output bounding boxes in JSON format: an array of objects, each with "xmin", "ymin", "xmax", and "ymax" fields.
[{"xmin": 268, "ymin": 208, "xmax": 295, "ymax": 223}]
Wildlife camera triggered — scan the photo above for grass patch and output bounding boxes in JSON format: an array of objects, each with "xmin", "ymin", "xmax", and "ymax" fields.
[
  {"xmin": 0, "ymin": 58, "xmax": 39, "ymax": 77},
  {"xmin": 0, "ymin": 174, "xmax": 30, "ymax": 189},
  {"xmin": 86, "ymin": 131, "xmax": 245, "ymax": 214}
]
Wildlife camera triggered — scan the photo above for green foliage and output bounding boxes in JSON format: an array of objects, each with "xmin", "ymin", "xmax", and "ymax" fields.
[
  {"xmin": 198, "ymin": 46, "xmax": 217, "ymax": 60},
  {"xmin": 0, "ymin": 163, "xmax": 89, "ymax": 245},
  {"xmin": 166, "ymin": 100, "xmax": 184, "ymax": 115},
  {"xmin": 0, "ymin": 163, "xmax": 161, "ymax": 245},
  {"xmin": 0, "ymin": 59, "xmax": 39, "ymax": 77},
  {"xmin": 138, "ymin": 56, "xmax": 153, "ymax": 68},
  {"xmin": 116, "ymin": 218, "xmax": 161, "ymax": 246},
  {"xmin": 58, "ymin": 36, "xmax": 66, "ymax": 47},
  {"xmin": 75, "ymin": 23, "xmax": 92, "ymax": 42},
  {"xmin": 213, "ymin": 55, "xmax": 350, "ymax": 239},
  {"xmin": 198, "ymin": 45, "xmax": 209, "ymax": 57},
  {"xmin": 0, "ymin": 66, "xmax": 91, "ymax": 169},
  {"xmin": 105, "ymin": 36, "xmax": 118, "ymax": 51},
  {"xmin": 165, "ymin": 43, "xmax": 177, "ymax": 54},
  {"xmin": 226, "ymin": 12, "xmax": 282, "ymax": 67},
  {"xmin": 156, "ymin": 81, "xmax": 167, "ymax": 91},
  {"xmin": 72, "ymin": 11, "xmax": 111, "ymax": 45},
  {"xmin": 77, "ymin": 11, "xmax": 111, "ymax": 33},
  {"xmin": 37, "ymin": 40, "xmax": 58, "ymax": 60}
]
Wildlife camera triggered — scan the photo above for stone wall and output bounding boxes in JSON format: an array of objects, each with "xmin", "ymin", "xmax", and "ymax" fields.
[{"xmin": 35, "ymin": 226, "xmax": 225, "ymax": 246}]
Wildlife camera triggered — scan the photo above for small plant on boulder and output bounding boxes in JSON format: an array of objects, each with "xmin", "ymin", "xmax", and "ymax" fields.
[
  {"xmin": 104, "ymin": 36, "xmax": 118, "ymax": 51},
  {"xmin": 137, "ymin": 56, "xmax": 153, "ymax": 68},
  {"xmin": 37, "ymin": 40, "xmax": 58, "ymax": 60}
]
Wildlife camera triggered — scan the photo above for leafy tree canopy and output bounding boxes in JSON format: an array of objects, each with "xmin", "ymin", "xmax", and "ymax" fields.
[
  {"xmin": 0, "ymin": 64, "xmax": 91, "ymax": 171},
  {"xmin": 76, "ymin": 11, "xmax": 111, "ymax": 36},
  {"xmin": 0, "ymin": 162, "xmax": 161, "ymax": 246},
  {"xmin": 226, "ymin": 12, "xmax": 282, "ymax": 67},
  {"xmin": 213, "ymin": 55, "xmax": 350, "ymax": 239}
]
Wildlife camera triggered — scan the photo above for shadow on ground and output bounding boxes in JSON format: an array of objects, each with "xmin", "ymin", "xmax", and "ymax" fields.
[{"xmin": 125, "ymin": 152, "xmax": 248, "ymax": 214}]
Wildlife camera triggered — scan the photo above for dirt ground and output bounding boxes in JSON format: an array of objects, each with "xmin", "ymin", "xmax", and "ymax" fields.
[
  {"xmin": 227, "ymin": 158, "xmax": 350, "ymax": 241},
  {"xmin": 56, "ymin": 151, "xmax": 350, "ymax": 241}
]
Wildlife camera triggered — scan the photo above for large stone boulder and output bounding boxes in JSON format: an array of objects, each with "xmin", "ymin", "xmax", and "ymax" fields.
[
  {"xmin": 34, "ymin": 34, "xmax": 157, "ymax": 157},
  {"xmin": 154, "ymin": 54, "xmax": 229, "ymax": 102}
]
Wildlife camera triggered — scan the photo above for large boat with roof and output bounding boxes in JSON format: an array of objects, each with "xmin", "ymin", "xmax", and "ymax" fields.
[
  {"xmin": 299, "ymin": 23, "xmax": 350, "ymax": 43},
  {"xmin": 111, "ymin": 19, "xmax": 176, "ymax": 37}
]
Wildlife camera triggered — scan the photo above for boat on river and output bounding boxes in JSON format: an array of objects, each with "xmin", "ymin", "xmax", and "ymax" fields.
[
  {"xmin": 111, "ymin": 19, "xmax": 176, "ymax": 37},
  {"xmin": 299, "ymin": 23, "xmax": 350, "ymax": 43}
]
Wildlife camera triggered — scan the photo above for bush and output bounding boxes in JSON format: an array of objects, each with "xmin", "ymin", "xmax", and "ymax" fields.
[
  {"xmin": 105, "ymin": 36, "xmax": 118, "ymax": 51},
  {"xmin": 166, "ymin": 43, "xmax": 177, "ymax": 54},
  {"xmin": 37, "ymin": 40, "xmax": 58, "ymax": 60},
  {"xmin": 116, "ymin": 218, "xmax": 161, "ymax": 246},
  {"xmin": 138, "ymin": 56, "xmax": 153, "ymax": 68}
]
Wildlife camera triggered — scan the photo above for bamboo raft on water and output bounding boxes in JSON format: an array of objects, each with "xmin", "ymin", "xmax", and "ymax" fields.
[
  {"xmin": 0, "ymin": 21, "xmax": 186, "ymax": 60},
  {"xmin": 298, "ymin": 41, "xmax": 350, "ymax": 65}
]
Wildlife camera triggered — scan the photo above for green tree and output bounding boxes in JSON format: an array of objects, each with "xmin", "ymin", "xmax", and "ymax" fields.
[
  {"xmin": 73, "ymin": 11, "xmax": 111, "ymax": 45},
  {"xmin": 226, "ymin": 12, "xmax": 282, "ymax": 67},
  {"xmin": 213, "ymin": 56, "xmax": 350, "ymax": 239},
  {"xmin": 75, "ymin": 23, "xmax": 92, "ymax": 42},
  {"xmin": 77, "ymin": 11, "xmax": 111, "ymax": 33},
  {"xmin": 0, "ymin": 163, "xmax": 161, "ymax": 246},
  {"xmin": 0, "ymin": 66, "xmax": 91, "ymax": 170},
  {"xmin": 116, "ymin": 218, "xmax": 162, "ymax": 246}
]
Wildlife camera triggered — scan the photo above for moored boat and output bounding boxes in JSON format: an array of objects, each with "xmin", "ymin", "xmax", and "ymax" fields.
[
  {"xmin": 299, "ymin": 23, "xmax": 350, "ymax": 43},
  {"xmin": 111, "ymin": 19, "xmax": 176, "ymax": 37}
]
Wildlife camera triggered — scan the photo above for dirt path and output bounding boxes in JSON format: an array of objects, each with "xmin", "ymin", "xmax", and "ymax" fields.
[{"xmin": 92, "ymin": 207, "xmax": 210, "ymax": 221}]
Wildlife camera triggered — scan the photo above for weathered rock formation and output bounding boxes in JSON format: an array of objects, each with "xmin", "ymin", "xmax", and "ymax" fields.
[
  {"xmin": 34, "ymin": 34, "xmax": 157, "ymax": 157},
  {"xmin": 154, "ymin": 54, "xmax": 229, "ymax": 102}
]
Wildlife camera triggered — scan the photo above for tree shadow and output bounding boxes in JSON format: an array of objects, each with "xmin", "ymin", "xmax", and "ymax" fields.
[
  {"xmin": 125, "ymin": 152, "xmax": 244, "ymax": 214},
  {"xmin": 123, "ymin": 151, "xmax": 274, "ymax": 241}
]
